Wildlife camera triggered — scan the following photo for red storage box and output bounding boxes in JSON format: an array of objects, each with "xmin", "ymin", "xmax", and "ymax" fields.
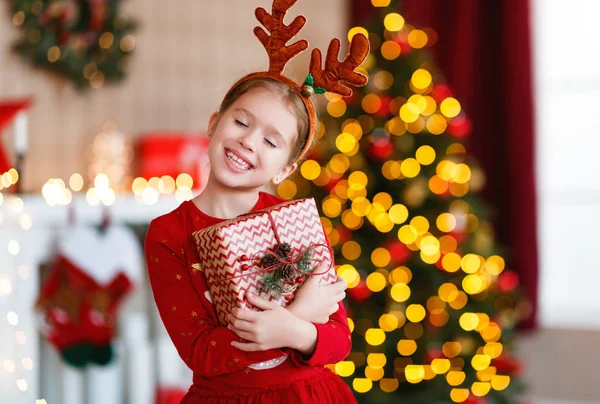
[{"xmin": 137, "ymin": 133, "xmax": 210, "ymax": 190}]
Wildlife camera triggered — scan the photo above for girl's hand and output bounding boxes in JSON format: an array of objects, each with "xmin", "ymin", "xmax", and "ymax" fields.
[
  {"xmin": 287, "ymin": 262, "xmax": 347, "ymax": 324},
  {"xmin": 229, "ymin": 292, "xmax": 317, "ymax": 354}
]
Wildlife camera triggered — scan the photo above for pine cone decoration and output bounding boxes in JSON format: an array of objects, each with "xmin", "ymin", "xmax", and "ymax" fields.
[
  {"xmin": 274, "ymin": 242, "xmax": 292, "ymax": 258},
  {"xmin": 261, "ymin": 253, "xmax": 280, "ymax": 269},
  {"xmin": 278, "ymin": 263, "xmax": 296, "ymax": 280}
]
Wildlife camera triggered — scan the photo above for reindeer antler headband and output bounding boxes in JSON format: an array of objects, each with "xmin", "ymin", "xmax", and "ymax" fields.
[{"xmin": 223, "ymin": 0, "xmax": 370, "ymax": 163}]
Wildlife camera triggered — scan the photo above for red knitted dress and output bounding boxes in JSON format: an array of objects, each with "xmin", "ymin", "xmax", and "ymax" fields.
[{"xmin": 145, "ymin": 191, "xmax": 356, "ymax": 403}]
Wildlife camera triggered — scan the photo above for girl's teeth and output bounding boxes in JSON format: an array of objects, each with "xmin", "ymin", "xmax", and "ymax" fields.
[{"xmin": 226, "ymin": 152, "xmax": 251, "ymax": 170}]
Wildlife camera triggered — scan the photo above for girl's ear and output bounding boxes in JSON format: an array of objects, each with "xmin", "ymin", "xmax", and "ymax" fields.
[
  {"xmin": 272, "ymin": 162, "xmax": 298, "ymax": 185},
  {"xmin": 207, "ymin": 112, "xmax": 219, "ymax": 138}
]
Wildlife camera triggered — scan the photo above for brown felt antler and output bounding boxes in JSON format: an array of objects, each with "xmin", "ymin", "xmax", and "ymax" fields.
[
  {"xmin": 309, "ymin": 34, "xmax": 370, "ymax": 97},
  {"xmin": 254, "ymin": 0, "xmax": 309, "ymax": 74}
]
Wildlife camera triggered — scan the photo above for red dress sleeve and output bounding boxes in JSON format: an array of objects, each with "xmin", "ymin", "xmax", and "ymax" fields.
[
  {"xmin": 287, "ymin": 224, "xmax": 352, "ymax": 367},
  {"xmin": 145, "ymin": 215, "xmax": 286, "ymax": 377}
]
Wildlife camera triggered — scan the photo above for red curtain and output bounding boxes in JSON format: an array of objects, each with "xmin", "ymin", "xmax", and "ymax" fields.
[{"xmin": 351, "ymin": 0, "xmax": 539, "ymax": 329}]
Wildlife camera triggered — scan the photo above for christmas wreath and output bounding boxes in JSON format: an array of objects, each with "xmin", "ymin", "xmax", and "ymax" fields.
[{"xmin": 9, "ymin": 0, "xmax": 137, "ymax": 90}]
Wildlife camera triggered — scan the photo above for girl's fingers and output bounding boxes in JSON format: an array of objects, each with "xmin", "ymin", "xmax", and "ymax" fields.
[
  {"xmin": 227, "ymin": 315, "xmax": 254, "ymax": 332},
  {"xmin": 246, "ymin": 292, "xmax": 278, "ymax": 311},
  {"xmin": 231, "ymin": 341, "xmax": 262, "ymax": 352},
  {"xmin": 231, "ymin": 307, "xmax": 259, "ymax": 322},
  {"xmin": 329, "ymin": 304, "xmax": 339, "ymax": 315},
  {"xmin": 228, "ymin": 326, "xmax": 254, "ymax": 342}
]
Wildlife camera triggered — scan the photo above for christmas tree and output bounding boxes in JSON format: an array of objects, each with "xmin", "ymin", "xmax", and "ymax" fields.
[{"xmin": 279, "ymin": 1, "xmax": 526, "ymax": 402}]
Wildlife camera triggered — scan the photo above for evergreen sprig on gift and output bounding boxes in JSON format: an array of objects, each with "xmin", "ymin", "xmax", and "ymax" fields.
[{"xmin": 258, "ymin": 244, "xmax": 315, "ymax": 298}]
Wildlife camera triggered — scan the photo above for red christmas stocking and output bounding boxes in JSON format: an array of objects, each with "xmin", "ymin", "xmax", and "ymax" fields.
[
  {"xmin": 35, "ymin": 255, "xmax": 100, "ymax": 368},
  {"xmin": 84, "ymin": 272, "xmax": 133, "ymax": 365}
]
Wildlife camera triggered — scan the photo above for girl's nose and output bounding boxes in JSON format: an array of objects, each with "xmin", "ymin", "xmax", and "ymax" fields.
[{"xmin": 238, "ymin": 132, "xmax": 257, "ymax": 152}]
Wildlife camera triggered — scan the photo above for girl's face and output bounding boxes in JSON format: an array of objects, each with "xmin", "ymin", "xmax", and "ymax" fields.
[{"xmin": 207, "ymin": 88, "xmax": 299, "ymax": 192}]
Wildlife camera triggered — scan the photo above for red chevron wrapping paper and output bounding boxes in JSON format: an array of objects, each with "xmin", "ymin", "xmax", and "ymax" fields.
[{"xmin": 193, "ymin": 197, "xmax": 337, "ymax": 326}]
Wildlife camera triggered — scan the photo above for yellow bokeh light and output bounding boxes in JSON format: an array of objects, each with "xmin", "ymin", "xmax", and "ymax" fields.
[
  {"xmin": 398, "ymin": 225, "xmax": 418, "ymax": 244},
  {"xmin": 419, "ymin": 235, "xmax": 440, "ymax": 255},
  {"xmin": 427, "ymin": 114, "xmax": 448, "ymax": 135},
  {"xmin": 379, "ymin": 313, "xmax": 399, "ymax": 331},
  {"xmin": 373, "ymin": 192, "xmax": 393, "ymax": 210},
  {"xmin": 328, "ymin": 100, "xmax": 347, "ymax": 118},
  {"xmin": 484, "ymin": 255, "xmax": 505, "ymax": 275},
  {"xmin": 441, "ymin": 97, "xmax": 461, "ymax": 118},
  {"xmin": 336, "ymin": 132, "xmax": 357, "ymax": 153},
  {"xmin": 301, "ymin": 160, "xmax": 321, "ymax": 180},
  {"xmin": 323, "ymin": 197, "xmax": 343, "ymax": 218},
  {"xmin": 459, "ymin": 313, "xmax": 479, "ymax": 331},
  {"xmin": 365, "ymin": 366, "xmax": 385, "ymax": 381},
  {"xmin": 429, "ymin": 175, "xmax": 449, "ymax": 195},
  {"xmin": 362, "ymin": 94, "xmax": 382, "ymax": 114},
  {"xmin": 449, "ymin": 291, "xmax": 468, "ymax": 310},
  {"xmin": 372, "ymin": 247, "xmax": 391, "ymax": 267},
  {"xmin": 348, "ymin": 171, "xmax": 368, "ymax": 190},
  {"xmin": 176, "ymin": 173, "xmax": 193, "ymax": 190},
  {"xmin": 442, "ymin": 253, "xmax": 462, "ymax": 273},
  {"xmin": 439, "ymin": 283, "xmax": 458, "ymax": 302},
  {"xmin": 335, "ymin": 361, "xmax": 356, "ymax": 377},
  {"xmin": 397, "ymin": 339, "xmax": 417, "ymax": 356},
  {"xmin": 405, "ymin": 365, "xmax": 425, "ymax": 384},
  {"xmin": 389, "ymin": 266, "xmax": 412, "ymax": 284},
  {"xmin": 338, "ymin": 264, "xmax": 360, "ymax": 288},
  {"xmin": 463, "ymin": 274, "xmax": 485, "ymax": 295},
  {"xmin": 450, "ymin": 388, "xmax": 470, "ymax": 402},
  {"xmin": 484, "ymin": 342, "xmax": 503, "ymax": 359},
  {"xmin": 411, "ymin": 69, "xmax": 432, "ymax": 90},
  {"xmin": 406, "ymin": 304, "xmax": 426, "ymax": 322},
  {"xmin": 408, "ymin": 29, "xmax": 428, "ymax": 48},
  {"xmin": 353, "ymin": 378, "xmax": 373, "ymax": 393},
  {"xmin": 342, "ymin": 210, "xmax": 363, "ymax": 230},
  {"xmin": 400, "ymin": 158, "xmax": 421, "ymax": 178},
  {"xmin": 491, "ymin": 375, "xmax": 510, "ymax": 391},
  {"xmin": 400, "ymin": 103, "xmax": 420, "ymax": 123},
  {"xmin": 451, "ymin": 163, "xmax": 472, "ymax": 184},
  {"xmin": 342, "ymin": 241, "xmax": 361, "ymax": 260},
  {"xmin": 374, "ymin": 70, "xmax": 394, "ymax": 90},
  {"xmin": 277, "ymin": 179, "xmax": 297, "ymax": 200},
  {"xmin": 47, "ymin": 46, "xmax": 60, "ymax": 62},
  {"xmin": 431, "ymin": 358, "xmax": 451, "ymax": 374},
  {"xmin": 471, "ymin": 355, "xmax": 491, "ymax": 371},
  {"xmin": 390, "ymin": 283, "xmax": 411, "ymax": 302},
  {"xmin": 380, "ymin": 378, "xmax": 399, "ymax": 392},
  {"xmin": 384, "ymin": 13, "xmax": 405, "ymax": 31},
  {"xmin": 410, "ymin": 216, "xmax": 430, "ymax": 234},
  {"xmin": 69, "ymin": 173, "xmax": 84, "ymax": 191},
  {"xmin": 461, "ymin": 254, "xmax": 482, "ymax": 274},
  {"xmin": 352, "ymin": 197, "xmax": 371, "ymax": 217},
  {"xmin": 387, "ymin": 117, "xmax": 406, "ymax": 136},
  {"xmin": 440, "ymin": 235, "xmax": 458, "ymax": 253},
  {"xmin": 348, "ymin": 27, "xmax": 369, "ymax": 42},
  {"xmin": 343, "ymin": 121, "xmax": 363, "ymax": 139},
  {"xmin": 446, "ymin": 371, "xmax": 466, "ymax": 386},
  {"xmin": 416, "ymin": 145, "xmax": 436, "ymax": 165},
  {"xmin": 436, "ymin": 213, "xmax": 457, "ymax": 233},
  {"xmin": 443, "ymin": 342, "xmax": 462, "ymax": 358},
  {"xmin": 389, "ymin": 204, "xmax": 409, "ymax": 224},
  {"xmin": 381, "ymin": 40, "xmax": 401, "ymax": 60},
  {"xmin": 372, "ymin": 0, "xmax": 391, "ymax": 7},
  {"xmin": 471, "ymin": 382, "xmax": 491, "ymax": 397},
  {"xmin": 366, "ymin": 272, "xmax": 387, "ymax": 292},
  {"xmin": 365, "ymin": 328, "xmax": 386, "ymax": 346},
  {"xmin": 367, "ymin": 353, "xmax": 387, "ymax": 368},
  {"xmin": 99, "ymin": 32, "xmax": 114, "ymax": 49}
]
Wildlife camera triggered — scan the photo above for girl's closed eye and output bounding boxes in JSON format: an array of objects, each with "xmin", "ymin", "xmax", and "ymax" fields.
[
  {"xmin": 265, "ymin": 138, "xmax": 277, "ymax": 148},
  {"xmin": 234, "ymin": 119, "xmax": 249, "ymax": 128}
]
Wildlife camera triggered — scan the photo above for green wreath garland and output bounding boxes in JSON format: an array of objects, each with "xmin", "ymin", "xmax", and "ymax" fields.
[{"xmin": 9, "ymin": 0, "xmax": 137, "ymax": 90}]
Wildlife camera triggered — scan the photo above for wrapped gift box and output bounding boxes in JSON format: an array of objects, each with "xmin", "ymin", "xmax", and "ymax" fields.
[{"xmin": 193, "ymin": 197, "xmax": 337, "ymax": 326}]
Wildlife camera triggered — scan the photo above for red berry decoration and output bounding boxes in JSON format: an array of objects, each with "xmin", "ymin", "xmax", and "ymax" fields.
[
  {"xmin": 240, "ymin": 254, "xmax": 248, "ymax": 261},
  {"xmin": 296, "ymin": 277, "xmax": 304, "ymax": 284},
  {"xmin": 285, "ymin": 295, "xmax": 292, "ymax": 302},
  {"xmin": 241, "ymin": 264, "xmax": 249, "ymax": 271}
]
